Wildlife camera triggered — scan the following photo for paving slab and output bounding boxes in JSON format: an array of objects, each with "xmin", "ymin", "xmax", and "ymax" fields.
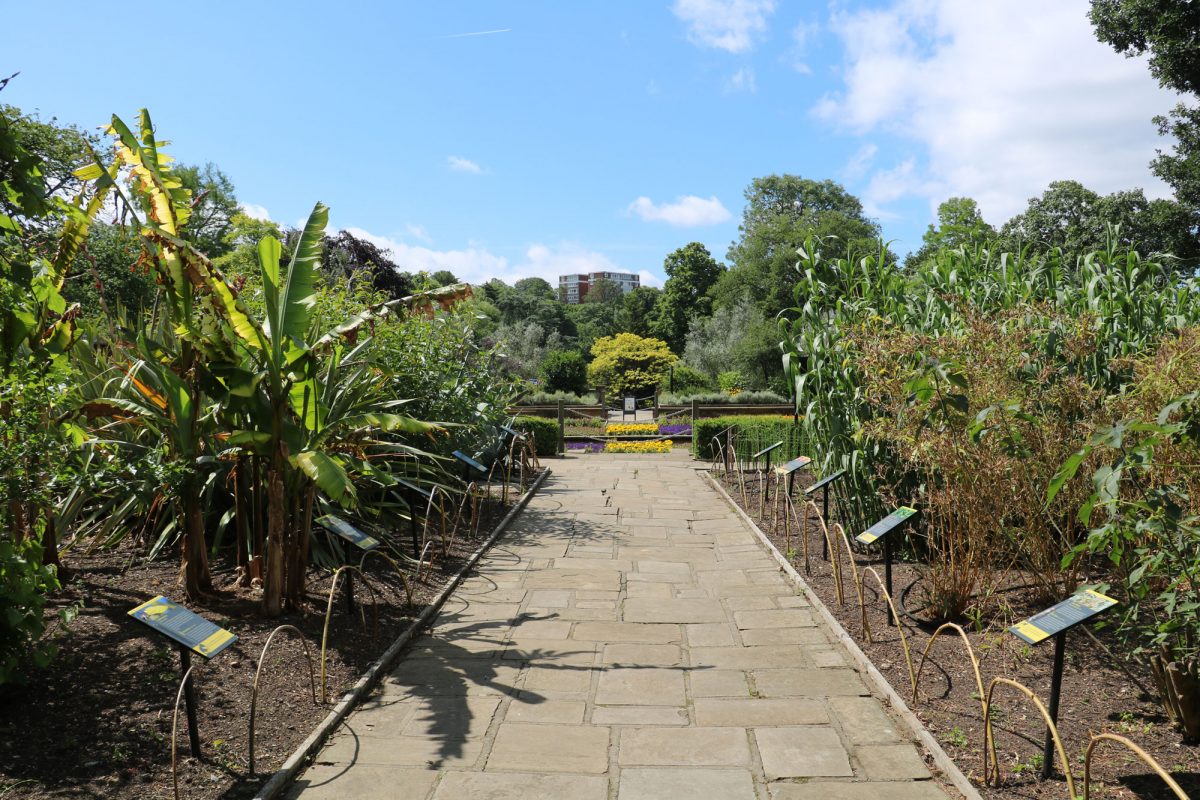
[
  {"xmin": 434, "ymin": 771, "xmax": 607, "ymax": 800},
  {"xmin": 486, "ymin": 723, "xmax": 610, "ymax": 773},
  {"xmin": 618, "ymin": 768, "xmax": 757, "ymax": 800},
  {"xmin": 293, "ymin": 454, "xmax": 945, "ymax": 799}
]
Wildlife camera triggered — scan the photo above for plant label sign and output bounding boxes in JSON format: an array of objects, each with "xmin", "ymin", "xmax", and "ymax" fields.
[
  {"xmin": 318, "ymin": 515, "xmax": 381, "ymax": 552},
  {"xmin": 501, "ymin": 425, "xmax": 525, "ymax": 440},
  {"xmin": 129, "ymin": 596, "xmax": 236, "ymax": 659},
  {"xmin": 452, "ymin": 450, "xmax": 487, "ymax": 474},
  {"xmin": 624, "ymin": 396, "xmax": 636, "ymax": 413},
  {"xmin": 775, "ymin": 456, "xmax": 812, "ymax": 475},
  {"xmin": 395, "ymin": 477, "xmax": 432, "ymax": 499},
  {"xmin": 1009, "ymin": 589, "xmax": 1118, "ymax": 644},
  {"xmin": 752, "ymin": 441, "xmax": 784, "ymax": 460},
  {"xmin": 804, "ymin": 469, "xmax": 846, "ymax": 495},
  {"xmin": 857, "ymin": 506, "xmax": 918, "ymax": 545}
]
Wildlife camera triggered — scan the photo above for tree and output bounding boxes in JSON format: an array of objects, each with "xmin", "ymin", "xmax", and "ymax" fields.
[
  {"xmin": 176, "ymin": 162, "xmax": 239, "ymax": 258},
  {"xmin": 493, "ymin": 320, "xmax": 561, "ymax": 379},
  {"xmin": 649, "ymin": 242, "xmax": 724, "ymax": 353},
  {"xmin": 583, "ymin": 277, "xmax": 624, "ymax": 305},
  {"xmin": 496, "ymin": 276, "xmax": 573, "ymax": 337},
  {"xmin": 1090, "ymin": 1, "xmax": 1200, "ymax": 95},
  {"xmin": 1090, "ymin": 2, "xmax": 1200, "ymax": 210},
  {"xmin": 904, "ymin": 197, "xmax": 996, "ymax": 268},
  {"xmin": 615, "ymin": 286, "xmax": 660, "ymax": 337},
  {"xmin": 539, "ymin": 350, "xmax": 588, "ymax": 394},
  {"xmin": 586, "ymin": 333, "xmax": 676, "ymax": 396},
  {"xmin": 719, "ymin": 175, "xmax": 883, "ymax": 319},
  {"xmin": 322, "ymin": 229, "xmax": 416, "ymax": 300},
  {"xmin": 430, "ymin": 269, "xmax": 458, "ymax": 287},
  {"xmin": 1, "ymin": 103, "xmax": 100, "ymax": 216},
  {"xmin": 62, "ymin": 223, "xmax": 155, "ymax": 314},
  {"xmin": 683, "ymin": 299, "xmax": 780, "ymax": 390},
  {"xmin": 1000, "ymin": 180, "xmax": 1200, "ymax": 267}
]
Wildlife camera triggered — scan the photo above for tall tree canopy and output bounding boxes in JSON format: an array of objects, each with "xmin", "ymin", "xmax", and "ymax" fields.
[
  {"xmin": 905, "ymin": 197, "xmax": 996, "ymax": 267},
  {"xmin": 1090, "ymin": 1, "xmax": 1200, "ymax": 211},
  {"xmin": 718, "ymin": 175, "xmax": 882, "ymax": 319},
  {"xmin": 1000, "ymin": 180, "xmax": 1199, "ymax": 267},
  {"xmin": 649, "ymin": 242, "xmax": 724, "ymax": 353}
]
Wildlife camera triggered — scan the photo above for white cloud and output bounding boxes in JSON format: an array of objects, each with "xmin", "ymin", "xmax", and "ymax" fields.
[
  {"xmin": 843, "ymin": 143, "xmax": 878, "ymax": 181},
  {"xmin": 638, "ymin": 269, "xmax": 662, "ymax": 288},
  {"xmin": 816, "ymin": 0, "xmax": 1178, "ymax": 222},
  {"xmin": 724, "ymin": 67, "xmax": 757, "ymax": 94},
  {"xmin": 447, "ymin": 155, "xmax": 483, "ymax": 174},
  {"xmin": 788, "ymin": 20, "xmax": 818, "ymax": 74},
  {"xmin": 239, "ymin": 203, "xmax": 272, "ymax": 221},
  {"xmin": 404, "ymin": 223, "xmax": 432, "ymax": 244},
  {"xmin": 627, "ymin": 194, "xmax": 732, "ymax": 226},
  {"xmin": 343, "ymin": 228, "xmax": 634, "ymax": 287},
  {"xmin": 671, "ymin": 0, "xmax": 776, "ymax": 54}
]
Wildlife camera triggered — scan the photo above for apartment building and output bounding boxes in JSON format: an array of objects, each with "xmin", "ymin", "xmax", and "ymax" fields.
[{"xmin": 558, "ymin": 271, "xmax": 641, "ymax": 304}]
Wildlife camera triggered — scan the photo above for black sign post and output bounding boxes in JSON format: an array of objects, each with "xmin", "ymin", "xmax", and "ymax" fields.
[
  {"xmin": 751, "ymin": 441, "xmax": 784, "ymax": 501},
  {"xmin": 318, "ymin": 515, "xmax": 381, "ymax": 614},
  {"xmin": 855, "ymin": 506, "xmax": 919, "ymax": 624},
  {"xmin": 804, "ymin": 470, "xmax": 846, "ymax": 559},
  {"xmin": 1008, "ymin": 589, "xmax": 1117, "ymax": 778},
  {"xmin": 396, "ymin": 478, "xmax": 432, "ymax": 558},
  {"xmin": 129, "ymin": 596, "xmax": 237, "ymax": 757}
]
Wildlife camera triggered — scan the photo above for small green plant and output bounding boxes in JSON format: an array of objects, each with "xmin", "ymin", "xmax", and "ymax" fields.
[
  {"xmin": 941, "ymin": 727, "xmax": 969, "ymax": 748},
  {"xmin": 718, "ymin": 370, "xmax": 746, "ymax": 395}
]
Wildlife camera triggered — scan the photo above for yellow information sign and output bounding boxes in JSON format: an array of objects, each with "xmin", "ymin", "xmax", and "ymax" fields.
[
  {"xmin": 1008, "ymin": 589, "xmax": 1117, "ymax": 645},
  {"xmin": 129, "ymin": 595, "xmax": 237, "ymax": 658}
]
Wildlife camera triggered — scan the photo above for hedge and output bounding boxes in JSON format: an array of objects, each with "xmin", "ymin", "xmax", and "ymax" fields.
[
  {"xmin": 515, "ymin": 415, "xmax": 559, "ymax": 456},
  {"xmin": 692, "ymin": 415, "xmax": 810, "ymax": 462}
]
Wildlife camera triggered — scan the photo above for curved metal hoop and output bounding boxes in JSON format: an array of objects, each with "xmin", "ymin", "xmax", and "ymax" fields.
[
  {"xmin": 248, "ymin": 624, "xmax": 317, "ymax": 774},
  {"xmin": 170, "ymin": 663, "xmax": 200, "ymax": 800},
  {"xmin": 806, "ymin": 500, "xmax": 842, "ymax": 603},
  {"xmin": 913, "ymin": 622, "xmax": 987, "ymax": 721},
  {"xmin": 320, "ymin": 566, "xmax": 379, "ymax": 702},
  {"xmin": 862, "ymin": 566, "xmax": 916, "ymax": 696},
  {"xmin": 358, "ymin": 549, "xmax": 415, "ymax": 606},
  {"xmin": 1084, "ymin": 733, "xmax": 1189, "ymax": 800},
  {"xmin": 983, "ymin": 677, "xmax": 1075, "ymax": 798}
]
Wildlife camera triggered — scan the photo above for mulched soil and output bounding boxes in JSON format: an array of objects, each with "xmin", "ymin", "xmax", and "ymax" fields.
[
  {"xmin": 717, "ymin": 469, "xmax": 1200, "ymax": 800},
  {"xmin": 0, "ymin": 478, "xmax": 538, "ymax": 800}
]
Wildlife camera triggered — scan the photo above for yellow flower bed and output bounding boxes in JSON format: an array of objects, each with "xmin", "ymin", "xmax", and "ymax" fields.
[
  {"xmin": 606, "ymin": 423, "xmax": 659, "ymax": 436},
  {"xmin": 604, "ymin": 440, "xmax": 673, "ymax": 454}
]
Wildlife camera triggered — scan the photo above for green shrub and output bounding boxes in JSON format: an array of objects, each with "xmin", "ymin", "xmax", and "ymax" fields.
[
  {"xmin": 587, "ymin": 333, "xmax": 676, "ymax": 396},
  {"xmin": 692, "ymin": 415, "xmax": 808, "ymax": 462},
  {"xmin": 515, "ymin": 415, "xmax": 559, "ymax": 456},
  {"xmin": 0, "ymin": 537, "xmax": 62, "ymax": 685},
  {"xmin": 718, "ymin": 371, "xmax": 746, "ymax": 395},
  {"xmin": 662, "ymin": 364, "xmax": 713, "ymax": 394},
  {"xmin": 660, "ymin": 390, "xmax": 788, "ymax": 405},
  {"xmin": 519, "ymin": 390, "xmax": 597, "ymax": 405},
  {"xmin": 539, "ymin": 350, "xmax": 588, "ymax": 395}
]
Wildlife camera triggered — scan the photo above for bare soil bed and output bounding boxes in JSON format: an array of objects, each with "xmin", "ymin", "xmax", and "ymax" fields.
[
  {"xmin": 716, "ymin": 469, "xmax": 1199, "ymax": 800},
  {"xmin": 0, "ymin": 479, "xmax": 538, "ymax": 800}
]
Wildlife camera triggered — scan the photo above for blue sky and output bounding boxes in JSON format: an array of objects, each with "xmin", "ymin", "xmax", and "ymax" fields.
[{"xmin": 3, "ymin": 1, "xmax": 1177, "ymax": 287}]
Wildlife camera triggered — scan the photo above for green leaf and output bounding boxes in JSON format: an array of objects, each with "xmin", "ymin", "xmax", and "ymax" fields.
[
  {"xmin": 1047, "ymin": 447, "xmax": 1088, "ymax": 503},
  {"xmin": 293, "ymin": 450, "xmax": 356, "ymax": 507}
]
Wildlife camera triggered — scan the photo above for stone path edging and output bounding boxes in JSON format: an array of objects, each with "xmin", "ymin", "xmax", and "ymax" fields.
[
  {"xmin": 252, "ymin": 467, "xmax": 552, "ymax": 800},
  {"xmin": 700, "ymin": 469, "xmax": 983, "ymax": 800}
]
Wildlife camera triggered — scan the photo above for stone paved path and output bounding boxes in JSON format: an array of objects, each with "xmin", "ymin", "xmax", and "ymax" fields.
[{"xmin": 290, "ymin": 452, "xmax": 950, "ymax": 800}]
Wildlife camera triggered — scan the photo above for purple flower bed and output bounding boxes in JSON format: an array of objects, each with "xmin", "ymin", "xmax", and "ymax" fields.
[
  {"xmin": 566, "ymin": 441, "xmax": 604, "ymax": 453},
  {"xmin": 657, "ymin": 423, "xmax": 692, "ymax": 435}
]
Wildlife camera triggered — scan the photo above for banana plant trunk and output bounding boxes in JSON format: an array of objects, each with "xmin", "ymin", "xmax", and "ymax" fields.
[
  {"xmin": 1151, "ymin": 647, "xmax": 1200, "ymax": 741},
  {"xmin": 180, "ymin": 477, "xmax": 212, "ymax": 600},
  {"xmin": 263, "ymin": 464, "xmax": 286, "ymax": 617}
]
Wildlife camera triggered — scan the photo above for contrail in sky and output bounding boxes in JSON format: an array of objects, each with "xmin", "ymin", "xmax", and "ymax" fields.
[{"xmin": 435, "ymin": 28, "xmax": 511, "ymax": 39}]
